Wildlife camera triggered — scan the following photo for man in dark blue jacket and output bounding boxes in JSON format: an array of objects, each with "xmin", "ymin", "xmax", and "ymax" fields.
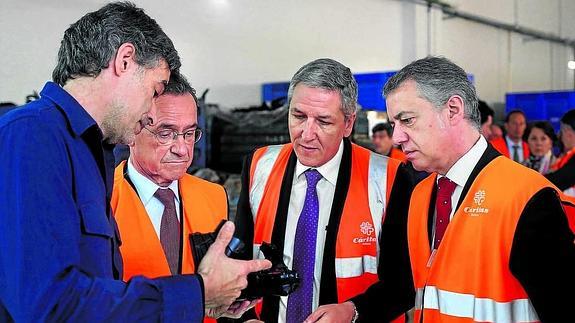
[{"xmin": 0, "ymin": 2, "xmax": 269, "ymax": 322}]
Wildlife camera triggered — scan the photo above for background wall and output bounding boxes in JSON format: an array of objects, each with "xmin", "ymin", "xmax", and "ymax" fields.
[{"xmin": 1, "ymin": 0, "xmax": 574, "ymax": 112}]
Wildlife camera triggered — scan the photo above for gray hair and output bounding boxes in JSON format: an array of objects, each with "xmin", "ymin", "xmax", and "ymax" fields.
[
  {"xmin": 287, "ymin": 58, "xmax": 358, "ymax": 118},
  {"xmin": 163, "ymin": 71, "xmax": 198, "ymax": 104},
  {"xmin": 383, "ymin": 56, "xmax": 480, "ymax": 129},
  {"xmin": 52, "ymin": 1, "xmax": 181, "ymax": 85}
]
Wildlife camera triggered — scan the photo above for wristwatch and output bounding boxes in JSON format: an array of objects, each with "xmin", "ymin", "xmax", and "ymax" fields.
[{"xmin": 350, "ymin": 301, "xmax": 359, "ymax": 323}]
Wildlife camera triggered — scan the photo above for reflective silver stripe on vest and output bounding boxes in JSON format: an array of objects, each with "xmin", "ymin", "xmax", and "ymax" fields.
[
  {"xmin": 249, "ymin": 145, "xmax": 283, "ymax": 220},
  {"xmin": 415, "ymin": 286, "xmax": 539, "ymax": 323},
  {"xmin": 368, "ymin": 152, "xmax": 387, "ymax": 258},
  {"xmin": 335, "ymin": 255, "xmax": 378, "ymax": 278},
  {"xmin": 249, "ymin": 145, "xmax": 389, "ymax": 279},
  {"xmin": 253, "ymin": 243, "xmax": 263, "ymax": 260}
]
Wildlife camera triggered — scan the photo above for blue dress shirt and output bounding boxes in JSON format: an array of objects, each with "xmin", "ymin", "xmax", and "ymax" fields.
[{"xmin": 0, "ymin": 82, "xmax": 204, "ymax": 322}]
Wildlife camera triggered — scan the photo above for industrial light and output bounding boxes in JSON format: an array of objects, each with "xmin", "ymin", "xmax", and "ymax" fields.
[{"xmin": 568, "ymin": 61, "xmax": 575, "ymax": 70}]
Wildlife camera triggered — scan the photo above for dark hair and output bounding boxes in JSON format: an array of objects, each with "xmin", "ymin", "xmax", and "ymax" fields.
[
  {"xmin": 287, "ymin": 58, "xmax": 358, "ymax": 118},
  {"xmin": 163, "ymin": 71, "xmax": 198, "ymax": 104},
  {"xmin": 560, "ymin": 109, "xmax": 575, "ymax": 131},
  {"xmin": 52, "ymin": 1, "xmax": 180, "ymax": 85},
  {"xmin": 525, "ymin": 121, "xmax": 557, "ymax": 143},
  {"xmin": 383, "ymin": 56, "xmax": 480, "ymax": 129},
  {"xmin": 478, "ymin": 100, "xmax": 494, "ymax": 125},
  {"xmin": 372, "ymin": 122, "xmax": 393, "ymax": 137},
  {"xmin": 505, "ymin": 110, "xmax": 526, "ymax": 123}
]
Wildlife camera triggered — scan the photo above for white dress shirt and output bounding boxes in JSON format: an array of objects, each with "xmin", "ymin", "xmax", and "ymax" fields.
[
  {"xmin": 127, "ymin": 158, "xmax": 181, "ymax": 239},
  {"xmin": 278, "ymin": 140, "xmax": 344, "ymax": 323},
  {"xmin": 505, "ymin": 135, "xmax": 525, "ymax": 163},
  {"xmin": 433, "ymin": 136, "xmax": 487, "ymax": 249}
]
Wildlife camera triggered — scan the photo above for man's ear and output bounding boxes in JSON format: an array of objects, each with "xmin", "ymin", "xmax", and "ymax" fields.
[
  {"xmin": 343, "ymin": 113, "xmax": 356, "ymax": 137},
  {"xmin": 113, "ymin": 43, "xmax": 137, "ymax": 76},
  {"xmin": 446, "ymin": 95, "xmax": 465, "ymax": 124}
]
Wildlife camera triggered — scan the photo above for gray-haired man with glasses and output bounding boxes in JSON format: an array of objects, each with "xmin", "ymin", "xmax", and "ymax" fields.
[{"xmin": 111, "ymin": 72, "xmax": 261, "ymax": 320}]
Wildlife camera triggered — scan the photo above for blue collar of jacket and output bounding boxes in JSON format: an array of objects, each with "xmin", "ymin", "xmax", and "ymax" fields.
[{"xmin": 39, "ymin": 81, "xmax": 99, "ymax": 137}]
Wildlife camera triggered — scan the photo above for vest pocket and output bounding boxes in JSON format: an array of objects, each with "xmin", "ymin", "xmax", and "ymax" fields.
[{"xmin": 78, "ymin": 203, "xmax": 114, "ymax": 238}]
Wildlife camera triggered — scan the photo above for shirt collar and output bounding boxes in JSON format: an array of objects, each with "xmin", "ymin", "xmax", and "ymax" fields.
[
  {"xmin": 127, "ymin": 157, "xmax": 180, "ymax": 205},
  {"xmin": 505, "ymin": 135, "xmax": 521, "ymax": 147},
  {"xmin": 39, "ymin": 82, "xmax": 98, "ymax": 137},
  {"xmin": 295, "ymin": 140, "xmax": 344, "ymax": 186},
  {"xmin": 440, "ymin": 135, "xmax": 488, "ymax": 187}
]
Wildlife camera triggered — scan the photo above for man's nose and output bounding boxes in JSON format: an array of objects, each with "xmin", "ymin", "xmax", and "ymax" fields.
[
  {"xmin": 170, "ymin": 136, "xmax": 189, "ymax": 156},
  {"xmin": 392, "ymin": 127, "xmax": 406, "ymax": 145},
  {"xmin": 301, "ymin": 119, "xmax": 317, "ymax": 140}
]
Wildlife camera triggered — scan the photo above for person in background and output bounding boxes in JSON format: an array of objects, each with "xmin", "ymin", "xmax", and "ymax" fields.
[
  {"xmin": 477, "ymin": 99, "xmax": 494, "ymax": 140},
  {"xmin": 234, "ymin": 58, "xmax": 411, "ymax": 323},
  {"xmin": 490, "ymin": 110, "xmax": 529, "ymax": 162},
  {"xmin": 379, "ymin": 56, "xmax": 575, "ymax": 322},
  {"xmin": 522, "ymin": 121, "xmax": 557, "ymax": 174},
  {"xmin": 371, "ymin": 122, "xmax": 407, "ymax": 162},
  {"xmin": 546, "ymin": 109, "xmax": 575, "ymax": 197},
  {"xmin": 490, "ymin": 123, "xmax": 504, "ymax": 140},
  {"xmin": 0, "ymin": 3, "xmax": 269, "ymax": 321}
]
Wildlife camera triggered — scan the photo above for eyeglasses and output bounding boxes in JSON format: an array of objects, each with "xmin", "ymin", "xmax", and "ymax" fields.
[{"xmin": 143, "ymin": 126, "xmax": 203, "ymax": 145}]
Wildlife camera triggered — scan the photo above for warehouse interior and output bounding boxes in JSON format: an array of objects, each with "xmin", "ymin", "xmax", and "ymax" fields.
[
  {"xmin": 1, "ymin": 0, "xmax": 575, "ymax": 215},
  {"xmin": 3, "ymin": 2, "xmax": 575, "ymax": 320}
]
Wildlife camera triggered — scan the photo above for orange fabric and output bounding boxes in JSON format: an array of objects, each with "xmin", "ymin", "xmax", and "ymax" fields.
[
  {"xmin": 251, "ymin": 144, "xmax": 293, "ymax": 246},
  {"xmin": 560, "ymin": 193, "xmax": 575, "ymax": 234},
  {"xmin": 111, "ymin": 161, "xmax": 227, "ymax": 323},
  {"xmin": 408, "ymin": 157, "xmax": 551, "ymax": 322},
  {"xmin": 389, "ymin": 147, "xmax": 407, "ymax": 163},
  {"xmin": 250, "ymin": 143, "xmax": 398, "ymax": 304},
  {"xmin": 490, "ymin": 137, "xmax": 530, "ymax": 160},
  {"xmin": 551, "ymin": 147, "xmax": 575, "ymax": 171},
  {"xmin": 334, "ymin": 145, "xmax": 380, "ymax": 301}
]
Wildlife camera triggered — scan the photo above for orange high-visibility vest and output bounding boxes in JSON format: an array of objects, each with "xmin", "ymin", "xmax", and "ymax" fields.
[
  {"xmin": 249, "ymin": 143, "xmax": 400, "ymax": 305},
  {"xmin": 111, "ymin": 161, "xmax": 227, "ymax": 323},
  {"xmin": 408, "ymin": 156, "xmax": 558, "ymax": 323},
  {"xmin": 490, "ymin": 137, "xmax": 530, "ymax": 160},
  {"xmin": 551, "ymin": 147, "xmax": 575, "ymax": 171}
]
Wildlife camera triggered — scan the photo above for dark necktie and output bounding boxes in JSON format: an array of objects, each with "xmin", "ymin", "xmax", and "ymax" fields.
[
  {"xmin": 512, "ymin": 145, "xmax": 520, "ymax": 162},
  {"xmin": 434, "ymin": 177, "xmax": 457, "ymax": 249},
  {"xmin": 286, "ymin": 169, "xmax": 322, "ymax": 323},
  {"xmin": 154, "ymin": 188, "xmax": 181, "ymax": 274}
]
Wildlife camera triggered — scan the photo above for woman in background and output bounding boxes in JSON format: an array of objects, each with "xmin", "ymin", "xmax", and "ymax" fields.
[{"xmin": 523, "ymin": 121, "xmax": 557, "ymax": 174}]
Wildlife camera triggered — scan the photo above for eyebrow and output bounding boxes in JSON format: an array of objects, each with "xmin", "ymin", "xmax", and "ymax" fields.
[
  {"xmin": 154, "ymin": 122, "xmax": 198, "ymax": 131},
  {"xmin": 291, "ymin": 107, "xmax": 334, "ymax": 120},
  {"xmin": 391, "ymin": 111, "xmax": 415, "ymax": 121}
]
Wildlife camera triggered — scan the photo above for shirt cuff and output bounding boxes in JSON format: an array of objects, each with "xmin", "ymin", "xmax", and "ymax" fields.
[{"xmin": 158, "ymin": 274, "xmax": 204, "ymax": 322}]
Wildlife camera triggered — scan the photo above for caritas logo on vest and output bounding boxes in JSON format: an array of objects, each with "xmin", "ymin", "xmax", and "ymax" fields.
[
  {"xmin": 463, "ymin": 190, "xmax": 490, "ymax": 216},
  {"xmin": 353, "ymin": 222, "xmax": 377, "ymax": 245}
]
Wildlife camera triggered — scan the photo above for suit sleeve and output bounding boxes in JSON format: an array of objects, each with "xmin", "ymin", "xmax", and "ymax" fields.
[
  {"xmin": 349, "ymin": 163, "xmax": 416, "ymax": 322},
  {"xmin": 545, "ymin": 157, "xmax": 575, "ymax": 190},
  {"xmin": 0, "ymin": 117, "xmax": 204, "ymax": 322},
  {"xmin": 510, "ymin": 187, "xmax": 575, "ymax": 323},
  {"xmin": 219, "ymin": 153, "xmax": 258, "ymax": 323}
]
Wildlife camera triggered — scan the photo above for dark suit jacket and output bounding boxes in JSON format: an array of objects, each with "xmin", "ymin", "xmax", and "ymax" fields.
[
  {"xmin": 233, "ymin": 139, "xmax": 413, "ymax": 322},
  {"xmin": 373, "ymin": 144, "xmax": 575, "ymax": 323}
]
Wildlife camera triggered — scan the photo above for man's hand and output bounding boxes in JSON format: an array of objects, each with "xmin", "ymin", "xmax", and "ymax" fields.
[
  {"xmin": 198, "ymin": 221, "xmax": 271, "ymax": 309},
  {"xmin": 304, "ymin": 302, "xmax": 355, "ymax": 323},
  {"xmin": 205, "ymin": 299, "xmax": 259, "ymax": 319}
]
